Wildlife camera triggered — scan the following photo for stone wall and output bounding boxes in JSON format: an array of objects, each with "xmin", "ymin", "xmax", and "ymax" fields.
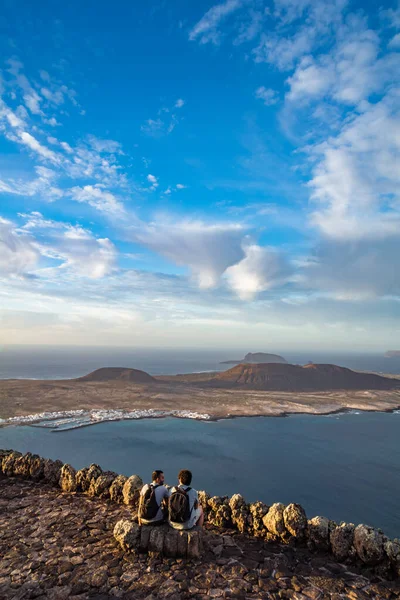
[{"xmin": 1, "ymin": 448, "xmax": 399, "ymax": 578}]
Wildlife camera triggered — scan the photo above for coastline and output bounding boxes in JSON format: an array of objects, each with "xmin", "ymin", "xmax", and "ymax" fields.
[{"xmin": 1, "ymin": 403, "xmax": 400, "ymax": 432}]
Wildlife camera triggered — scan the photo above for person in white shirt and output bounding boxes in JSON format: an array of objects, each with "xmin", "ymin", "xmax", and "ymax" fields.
[
  {"xmin": 168, "ymin": 469, "xmax": 204, "ymax": 530},
  {"xmin": 138, "ymin": 470, "xmax": 169, "ymax": 525}
]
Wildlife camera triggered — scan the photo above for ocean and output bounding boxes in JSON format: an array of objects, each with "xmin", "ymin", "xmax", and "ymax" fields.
[
  {"xmin": 1, "ymin": 413, "xmax": 400, "ymax": 538},
  {"xmin": 2, "ymin": 345, "xmax": 400, "ymax": 379},
  {"xmin": 1, "ymin": 345, "xmax": 400, "ymax": 538}
]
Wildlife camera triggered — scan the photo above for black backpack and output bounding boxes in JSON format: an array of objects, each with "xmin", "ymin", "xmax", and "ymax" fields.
[
  {"xmin": 139, "ymin": 484, "xmax": 161, "ymax": 520},
  {"xmin": 168, "ymin": 486, "xmax": 192, "ymax": 523}
]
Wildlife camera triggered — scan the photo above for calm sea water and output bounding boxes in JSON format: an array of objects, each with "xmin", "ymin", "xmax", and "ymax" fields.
[
  {"xmin": 1, "ymin": 345, "xmax": 400, "ymax": 379},
  {"xmin": 1, "ymin": 413, "xmax": 399, "ymax": 538}
]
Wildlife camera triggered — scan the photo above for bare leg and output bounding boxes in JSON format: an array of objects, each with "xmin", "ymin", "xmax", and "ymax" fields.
[{"xmin": 196, "ymin": 506, "xmax": 204, "ymax": 527}]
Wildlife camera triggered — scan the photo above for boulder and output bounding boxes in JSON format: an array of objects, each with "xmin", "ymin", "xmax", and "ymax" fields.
[
  {"xmin": 13, "ymin": 453, "xmax": 33, "ymax": 478},
  {"xmin": 2, "ymin": 450, "xmax": 22, "ymax": 476},
  {"xmin": 207, "ymin": 496, "xmax": 232, "ymax": 528},
  {"xmin": 187, "ymin": 528, "xmax": 203, "ymax": 559},
  {"xmin": 149, "ymin": 526, "xmax": 166, "ymax": 555},
  {"xmin": 122, "ymin": 475, "xmax": 143, "ymax": 507},
  {"xmin": 283, "ymin": 503, "xmax": 307, "ymax": 540},
  {"xmin": 113, "ymin": 519, "xmax": 140, "ymax": 551},
  {"xmin": 353, "ymin": 524, "xmax": 385, "ymax": 565},
  {"xmin": 0, "ymin": 449, "xmax": 13, "ymax": 473},
  {"xmin": 29, "ymin": 455, "xmax": 45, "ymax": 481},
  {"xmin": 59, "ymin": 464, "xmax": 77, "ymax": 493},
  {"xmin": 76, "ymin": 464, "xmax": 102, "ymax": 492},
  {"xmin": 198, "ymin": 490, "xmax": 211, "ymax": 518},
  {"xmin": 88, "ymin": 471, "xmax": 117, "ymax": 499},
  {"xmin": 164, "ymin": 529, "xmax": 179, "ymax": 557},
  {"xmin": 249, "ymin": 501, "xmax": 269, "ymax": 535},
  {"xmin": 384, "ymin": 539, "xmax": 400, "ymax": 577},
  {"xmin": 330, "ymin": 523, "xmax": 355, "ymax": 561},
  {"xmin": 307, "ymin": 516, "xmax": 331, "ymax": 551},
  {"xmin": 263, "ymin": 503, "xmax": 286, "ymax": 537},
  {"xmin": 114, "ymin": 521, "xmax": 203, "ymax": 558},
  {"xmin": 109, "ymin": 475, "xmax": 128, "ymax": 503},
  {"xmin": 43, "ymin": 459, "xmax": 64, "ymax": 485},
  {"xmin": 229, "ymin": 494, "xmax": 250, "ymax": 534}
]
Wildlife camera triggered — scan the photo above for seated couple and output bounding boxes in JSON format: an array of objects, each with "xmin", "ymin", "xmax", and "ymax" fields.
[{"xmin": 138, "ymin": 469, "xmax": 204, "ymax": 530}]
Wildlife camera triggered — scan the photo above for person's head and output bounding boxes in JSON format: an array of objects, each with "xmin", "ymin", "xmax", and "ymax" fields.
[
  {"xmin": 178, "ymin": 469, "xmax": 192, "ymax": 486},
  {"xmin": 152, "ymin": 470, "xmax": 165, "ymax": 485}
]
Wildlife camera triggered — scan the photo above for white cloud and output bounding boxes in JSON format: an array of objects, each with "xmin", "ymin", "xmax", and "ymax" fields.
[
  {"xmin": 40, "ymin": 87, "xmax": 64, "ymax": 105},
  {"xmin": 286, "ymin": 19, "xmax": 400, "ymax": 106},
  {"xmin": 255, "ymin": 86, "xmax": 279, "ymax": 106},
  {"xmin": 176, "ymin": 183, "xmax": 186, "ymax": 190},
  {"xmin": 0, "ymin": 217, "xmax": 38, "ymax": 276},
  {"xmin": 147, "ymin": 174, "xmax": 159, "ymax": 190},
  {"xmin": 189, "ymin": 0, "xmax": 243, "ymax": 45},
  {"xmin": 60, "ymin": 141, "xmax": 73, "ymax": 153},
  {"xmin": 0, "ymin": 166, "xmax": 63, "ymax": 201},
  {"xmin": 225, "ymin": 244, "xmax": 290, "ymax": 300},
  {"xmin": 58, "ymin": 233, "xmax": 117, "ymax": 279},
  {"xmin": 175, "ymin": 98, "xmax": 185, "ymax": 108},
  {"xmin": 309, "ymin": 91, "xmax": 400, "ymax": 240},
  {"xmin": 87, "ymin": 135, "xmax": 122, "ymax": 154},
  {"xmin": 234, "ymin": 9, "xmax": 264, "ymax": 45},
  {"xmin": 14, "ymin": 213, "xmax": 118, "ymax": 279},
  {"xmin": 19, "ymin": 131, "xmax": 61, "ymax": 164},
  {"xmin": 69, "ymin": 185, "xmax": 125, "ymax": 215},
  {"xmin": 388, "ymin": 32, "xmax": 400, "ymax": 48},
  {"xmin": 133, "ymin": 220, "xmax": 245, "ymax": 289}
]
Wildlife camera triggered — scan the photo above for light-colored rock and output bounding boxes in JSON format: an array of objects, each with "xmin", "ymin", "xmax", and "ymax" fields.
[
  {"xmin": 109, "ymin": 474, "xmax": 128, "ymax": 503},
  {"xmin": 76, "ymin": 463, "xmax": 102, "ymax": 492},
  {"xmin": 353, "ymin": 524, "xmax": 385, "ymax": 565},
  {"xmin": 208, "ymin": 496, "xmax": 232, "ymax": 528},
  {"xmin": 249, "ymin": 501, "xmax": 269, "ymax": 534},
  {"xmin": 229, "ymin": 494, "xmax": 250, "ymax": 534},
  {"xmin": 2, "ymin": 450, "xmax": 22, "ymax": 476},
  {"xmin": 59, "ymin": 464, "xmax": 77, "ymax": 493},
  {"xmin": 88, "ymin": 471, "xmax": 117, "ymax": 498},
  {"xmin": 330, "ymin": 523, "xmax": 355, "ymax": 561},
  {"xmin": 385, "ymin": 538, "xmax": 400, "ymax": 577},
  {"xmin": 13, "ymin": 453, "xmax": 33, "ymax": 478},
  {"xmin": 283, "ymin": 503, "xmax": 307, "ymax": 539},
  {"xmin": 307, "ymin": 516, "xmax": 330, "ymax": 551},
  {"xmin": 113, "ymin": 519, "xmax": 140, "ymax": 551},
  {"xmin": 122, "ymin": 474, "xmax": 143, "ymax": 507},
  {"xmin": 263, "ymin": 503, "xmax": 286, "ymax": 537}
]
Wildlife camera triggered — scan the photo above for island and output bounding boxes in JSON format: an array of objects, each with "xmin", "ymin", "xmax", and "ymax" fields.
[
  {"xmin": 1, "ymin": 363, "xmax": 400, "ymax": 430},
  {"xmin": 385, "ymin": 350, "xmax": 400, "ymax": 358},
  {"xmin": 220, "ymin": 351, "xmax": 287, "ymax": 365}
]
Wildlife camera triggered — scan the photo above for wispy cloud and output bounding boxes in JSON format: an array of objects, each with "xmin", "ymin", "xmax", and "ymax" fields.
[
  {"xmin": 255, "ymin": 86, "xmax": 279, "ymax": 106},
  {"xmin": 189, "ymin": 0, "xmax": 243, "ymax": 45}
]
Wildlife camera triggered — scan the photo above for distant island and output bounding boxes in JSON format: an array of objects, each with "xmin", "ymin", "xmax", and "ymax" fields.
[
  {"xmin": 385, "ymin": 350, "xmax": 400, "ymax": 358},
  {"xmin": 220, "ymin": 352, "xmax": 287, "ymax": 365},
  {"xmin": 1, "ymin": 362, "xmax": 400, "ymax": 429}
]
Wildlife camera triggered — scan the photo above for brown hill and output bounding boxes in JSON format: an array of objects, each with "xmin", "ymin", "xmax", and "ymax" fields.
[
  {"xmin": 77, "ymin": 367, "xmax": 156, "ymax": 383},
  {"xmin": 209, "ymin": 363, "xmax": 399, "ymax": 391}
]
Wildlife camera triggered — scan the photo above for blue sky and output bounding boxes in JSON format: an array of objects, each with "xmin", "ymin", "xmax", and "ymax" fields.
[{"xmin": 1, "ymin": 0, "xmax": 400, "ymax": 350}]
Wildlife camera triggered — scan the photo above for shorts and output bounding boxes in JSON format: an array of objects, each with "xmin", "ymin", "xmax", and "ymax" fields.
[{"xmin": 170, "ymin": 506, "xmax": 203, "ymax": 530}]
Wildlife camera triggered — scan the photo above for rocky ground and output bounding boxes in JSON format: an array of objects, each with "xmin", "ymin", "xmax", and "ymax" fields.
[
  {"xmin": 1, "ymin": 376, "xmax": 400, "ymax": 423},
  {"xmin": 1, "ymin": 477, "xmax": 399, "ymax": 600}
]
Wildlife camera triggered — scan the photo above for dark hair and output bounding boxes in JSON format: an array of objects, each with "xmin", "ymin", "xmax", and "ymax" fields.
[
  {"xmin": 178, "ymin": 469, "xmax": 192, "ymax": 485},
  {"xmin": 152, "ymin": 470, "xmax": 163, "ymax": 482}
]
